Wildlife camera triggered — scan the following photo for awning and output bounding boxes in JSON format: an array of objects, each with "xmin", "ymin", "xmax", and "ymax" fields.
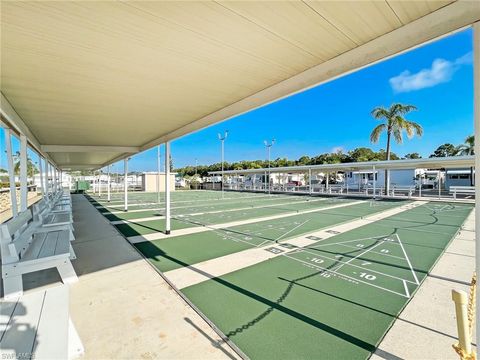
[{"xmin": 1, "ymin": 1, "xmax": 479, "ymax": 169}]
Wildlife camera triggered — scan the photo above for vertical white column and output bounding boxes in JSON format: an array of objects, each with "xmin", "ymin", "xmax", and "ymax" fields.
[
  {"xmin": 107, "ymin": 165, "xmax": 111, "ymax": 202},
  {"xmin": 373, "ymin": 165, "xmax": 376, "ymax": 199},
  {"xmin": 165, "ymin": 141, "xmax": 171, "ymax": 234},
  {"xmin": 53, "ymin": 167, "xmax": 56, "ymax": 193},
  {"xmin": 473, "ymin": 21, "xmax": 480, "ymax": 358},
  {"xmin": 419, "ymin": 172, "xmax": 422, "ymax": 198},
  {"xmin": 45, "ymin": 161, "xmax": 49, "ymax": 196},
  {"xmin": 308, "ymin": 168, "xmax": 312, "ymax": 195},
  {"xmin": 39, "ymin": 156, "xmax": 44, "ymax": 197},
  {"xmin": 124, "ymin": 159, "xmax": 128, "ymax": 212},
  {"xmin": 157, "ymin": 145, "xmax": 161, "ymax": 204},
  {"xmin": 326, "ymin": 172, "xmax": 329, "ymax": 193},
  {"xmin": 98, "ymin": 170, "xmax": 102, "ymax": 197},
  {"xmin": 5, "ymin": 129, "xmax": 18, "ymax": 216},
  {"xmin": 19, "ymin": 134, "xmax": 28, "ymax": 211},
  {"xmin": 438, "ymin": 170, "xmax": 441, "ymax": 199}
]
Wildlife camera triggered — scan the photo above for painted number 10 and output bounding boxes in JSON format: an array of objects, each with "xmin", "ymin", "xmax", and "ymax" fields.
[{"xmin": 359, "ymin": 272, "xmax": 376, "ymax": 281}]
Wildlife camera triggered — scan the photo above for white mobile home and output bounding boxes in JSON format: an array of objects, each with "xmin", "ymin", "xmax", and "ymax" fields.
[{"xmin": 445, "ymin": 168, "xmax": 474, "ymax": 190}]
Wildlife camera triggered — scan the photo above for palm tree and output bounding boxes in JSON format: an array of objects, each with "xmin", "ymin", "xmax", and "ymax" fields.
[
  {"xmin": 370, "ymin": 103, "xmax": 423, "ymax": 192},
  {"xmin": 456, "ymin": 135, "xmax": 474, "ymax": 155},
  {"xmin": 455, "ymin": 135, "xmax": 474, "ymax": 185}
]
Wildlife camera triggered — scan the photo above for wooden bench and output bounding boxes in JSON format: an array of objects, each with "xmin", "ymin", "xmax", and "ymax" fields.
[
  {"xmin": 1, "ymin": 285, "xmax": 84, "ymax": 359},
  {"xmin": 449, "ymin": 186, "xmax": 475, "ymax": 199},
  {"xmin": 1, "ymin": 210, "xmax": 78, "ymax": 300},
  {"xmin": 390, "ymin": 185, "xmax": 415, "ymax": 198}
]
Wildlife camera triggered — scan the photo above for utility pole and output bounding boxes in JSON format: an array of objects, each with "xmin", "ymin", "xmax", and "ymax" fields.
[
  {"xmin": 218, "ymin": 131, "xmax": 228, "ymax": 199},
  {"xmin": 264, "ymin": 139, "xmax": 275, "ymax": 195}
]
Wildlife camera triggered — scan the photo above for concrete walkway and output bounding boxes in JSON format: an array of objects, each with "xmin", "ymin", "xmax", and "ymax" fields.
[
  {"xmin": 22, "ymin": 195, "xmax": 238, "ymax": 359},
  {"xmin": 372, "ymin": 209, "xmax": 476, "ymax": 360}
]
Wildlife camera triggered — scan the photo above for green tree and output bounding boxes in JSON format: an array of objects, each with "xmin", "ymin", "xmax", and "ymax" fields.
[
  {"xmin": 404, "ymin": 152, "xmax": 422, "ymax": 159},
  {"xmin": 455, "ymin": 135, "xmax": 475, "ymax": 185},
  {"xmin": 429, "ymin": 143, "xmax": 457, "ymax": 158},
  {"xmin": 370, "ymin": 103, "xmax": 423, "ymax": 190}
]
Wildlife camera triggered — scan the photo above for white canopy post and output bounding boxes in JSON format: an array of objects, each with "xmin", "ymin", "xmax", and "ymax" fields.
[
  {"xmin": 473, "ymin": 20, "xmax": 480, "ymax": 359},
  {"xmin": 157, "ymin": 145, "xmax": 161, "ymax": 204},
  {"xmin": 38, "ymin": 155, "xmax": 44, "ymax": 197},
  {"xmin": 98, "ymin": 170, "xmax": 102, "ymax": 197},
  {"xmin": 326, "ymin": 172, "xmax": 329, "ymax": 193},
  {"xmin": 54, "ymin": 166, "xmax": 58, "ymax": 193},
  {"xmin": 107, "ymin": 165, "xmax": 111, "ymax": 202},
  {"xmin": 5, "ymin": 129, "xmax": 18, "ymax": 216},
  {"xmin": 19, "ymin": 134, "xmax": 28, "ymax": 211},
  {"xmin": 124, "ymin": 158, "xmax": 128, "ymax": 212},
  {"xmin": 165, "ymin": 141, "xmax": 171, "ymax": 235},
  {"xmin": 438, "ymin": 170, "xmax": 441, "ymax": 199},
  {"xmin": 373, "ymin": 165, "xmax": 376, "ymax": 200},
  {"xmin": 309, "ymin": 168, "xmax": 312, "ymax": 195},
  {"xmin": 45, "ymin": 161, "xmax": 50, "ymax": 196}
]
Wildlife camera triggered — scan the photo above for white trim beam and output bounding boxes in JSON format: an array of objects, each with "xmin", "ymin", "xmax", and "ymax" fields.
[
  {"xmin": 41, "ymin": 145, "xmax": 140, "ymax": 153},
  {"xmin": 473, "ymin": 20, "xmax": 480, "ymax": 360},
  {"xmin": 165, "ymin": 141, "xmax": 171, "ymax": 235},
  {"xmin": 5, "ymin": 129, "xmax": 18, "ymax": 217},
  {"xmin": 19, "ymin": 134, "xmax": 28, "ymax": 211}
]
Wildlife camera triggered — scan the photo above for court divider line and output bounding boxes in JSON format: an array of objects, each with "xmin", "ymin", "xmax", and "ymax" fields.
[
  {"xmin": 93, "ymin": 193, "xmax": 292, "ymax": 208},
  {"xmin": 126, "ymin": 199, "xmax": 366, "ymax": 244},
  {"xmin": 110, "ymin": 198, "xmax": 328, "ymax": 225},
  {"xmin": 164, "ymin": 201, "xmax": 427, "ymax": 290},
  {"xmin": 96, "ymin": 194, "xmax": 304, "ymax": 213}
]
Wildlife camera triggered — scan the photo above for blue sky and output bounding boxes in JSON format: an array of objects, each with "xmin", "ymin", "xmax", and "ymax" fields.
[{"xmin": 0, "ymin": 29, "xmax": 474, "ymax": 172}]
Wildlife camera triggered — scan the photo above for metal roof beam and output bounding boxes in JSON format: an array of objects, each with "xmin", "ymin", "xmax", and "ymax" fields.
[{"xmin": 41, "ymin": 145, "xmax": 140, "ymax": 153}]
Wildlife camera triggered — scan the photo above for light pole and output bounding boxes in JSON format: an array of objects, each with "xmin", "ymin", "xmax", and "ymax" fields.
[
  {"xmin": 264, "ymin": 139, "xmax": 275, "ymax": 195},
  {"xmin": 218, "ymin": 131, "xmax": 228, "ymax": 198}
]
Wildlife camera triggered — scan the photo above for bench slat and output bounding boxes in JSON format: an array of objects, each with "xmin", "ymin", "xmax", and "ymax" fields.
[
  {"xmin": 0, "ymin": 301, "xmax": 17, "ymax": 341},
  {"xmin": 0, "ymin": 290, "xmax": 45, "ymax": 357},
  {"xmin": 32, "ymin": 286, "xmax": 69, "ymax": 360}
]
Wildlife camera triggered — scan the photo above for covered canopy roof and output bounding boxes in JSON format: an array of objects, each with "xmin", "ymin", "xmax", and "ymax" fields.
[
  {"xmin": 1, "ymin": 1, "xmax": 479, "ymax": 170},
  {"xmin": 209, "ymin": 156, "xmax": 476, "ymax": 175}
]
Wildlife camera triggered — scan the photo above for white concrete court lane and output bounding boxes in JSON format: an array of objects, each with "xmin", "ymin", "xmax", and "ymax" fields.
[
  {"xmin": 127, "ymin": 198, "xmax": 366, "ymax": 244},
  {"xmin": 66, "ymin": 195, "xmax": 240, "ymax": 360},
  {"xmin": 165, "ymin": 201, "xmax": 426, "ymax": 289}
]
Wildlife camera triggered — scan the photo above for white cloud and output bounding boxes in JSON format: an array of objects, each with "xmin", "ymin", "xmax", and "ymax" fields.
[{"xmin": 389, "ymin": 52, "xmax": 472, "ymax": 93}]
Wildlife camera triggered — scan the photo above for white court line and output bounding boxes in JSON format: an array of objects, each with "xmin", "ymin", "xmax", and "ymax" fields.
[
  {"xmin": 403, "ymin": 280, "xmax": 410, "ymax": 298},
  {"xmin": 110, "ymin": 198, "xmax": 327, "ymax": 225},
  {"xmin": 275, "ymin": 219, "xmax": 311, "ymax": 242},
  {"xmin": 395, "ymin": 233, "xmax": 420, "ymax": 285},
  {"xmin": 331, "ymin": 240, "xmax": 384, "ymax": 273},
  {"xmin": 127, "ymin": 200, "xmax": 365, "ymax": 244},
  {"xmin": 336, "ymin": 242, "xmax": 404, "ymax": 260},
  {"xmin": 282, "ymin": 253, "xmax": 410, "ymax": 298},
  {"xmin": 94, "ymin": 193, "xmax": 291, "ymax": 207},
  {"xmin": 293, "ymin": 246, "xmax": 418, "ymax": 285},
  {"xmin": 164, "ymin": 201, "xmax": 428, "ymax": 289},
  {"xmin": 102, "ymin": 195, "xmax": 306, "ymax": 214}
]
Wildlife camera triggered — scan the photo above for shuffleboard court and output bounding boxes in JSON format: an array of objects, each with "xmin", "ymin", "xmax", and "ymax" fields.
[
  {"xmin": 88, "ymin": 190, "xmax": 472, "ymax": 359},
  {"xmin": 133, "ymin": 200, "xmax": 407, "ymax": 272},
  {"xmin": 176, "ymin": 201, "xmax": 472, "ymax": 359}
]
